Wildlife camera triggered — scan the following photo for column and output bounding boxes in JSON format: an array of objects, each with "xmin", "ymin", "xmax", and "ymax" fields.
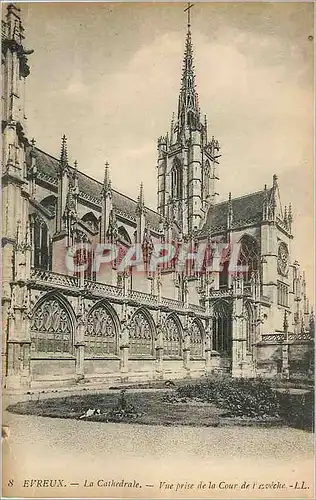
[
  {"xmin": 183, "ymin": 318, "xmax": 191, "ymax": 377},
  {"xmin": 205, "ymin": 317, "xmax": 212, "ymax": 374},
  {"xmin": 231, "ymin": 277, "xmax": 246, "ymax": 378},
  {"xmin": 155, "ymin": 321, "xmax": 164, "ymax": 379},
  {"xmin": 75, "ymin": 294, "xmax": 85, "ymax": 382},
  {"xmin": 119, "ymin": 313, "xmax": 130, "ymax": 381}
]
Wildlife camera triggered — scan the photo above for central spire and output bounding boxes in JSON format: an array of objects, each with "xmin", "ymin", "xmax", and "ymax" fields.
[
  {"xmin": 157, "ymin": 3, "xmax": 221, "ymax": 233},
  {"xmin": 177, "ymin": 3, "xmax": 199, "ymax": 133}
]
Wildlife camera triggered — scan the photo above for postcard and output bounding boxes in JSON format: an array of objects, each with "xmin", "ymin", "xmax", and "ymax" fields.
[{"xmin": 1, "ymin": 1, "xmax": 314, "ymax": 498}]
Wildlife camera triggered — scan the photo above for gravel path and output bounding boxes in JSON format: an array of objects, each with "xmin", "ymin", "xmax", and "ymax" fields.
[{"xmin": 3, "ymin": 411, "xmax": 314, "ymax": 498}]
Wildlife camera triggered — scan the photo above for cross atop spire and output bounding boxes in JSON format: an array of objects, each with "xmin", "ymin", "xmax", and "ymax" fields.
[{"xmin": 184, "ymin": 3, "xmax": 194, "ymax": 32}]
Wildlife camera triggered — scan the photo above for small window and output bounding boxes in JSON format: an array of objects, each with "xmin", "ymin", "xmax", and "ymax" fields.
[{"xmin": 277, "ymin": 281, "xmax": 289, "ymax": 307}]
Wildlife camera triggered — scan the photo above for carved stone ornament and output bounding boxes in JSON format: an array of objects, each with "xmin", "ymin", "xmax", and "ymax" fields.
[{"xmin": 277, "ymin": 242, "xmax": 289, "ymax": 277}]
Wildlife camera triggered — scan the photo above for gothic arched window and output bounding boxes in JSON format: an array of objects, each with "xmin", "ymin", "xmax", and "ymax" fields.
[
  {"xmin": 129, "ymin": 310, "xmax": 154, "ymax": 356},
  {"xmin": 171, "ymin": 159, "xmax": 182, "ymax": 199},
  {"xmin": 237, "ymin": 235, "xmax": 260, "ymax": 284},
  {"xmin": 190, "ymin": 321, "xmax": 204, "ymax": 358},
  {"xmin": 212, "ymin": 301, "xmax": 232, "ymax": 355},
  {"xmin": 31, "ymin": 214, "xmax": 52, "ymax": 271},
  {"xmin": 163, "ymin": 315, "xmax": 182, "ymax": 357},
  {"xmin": 31, "ymin": 295, "xmax": 73, "ymax": 354},
  {"xmin": 187, "ymin": 110, "xmax": 196, "ymax": 129},
  {"xmin": 85, "ymin": 303, "xmax": 118, "ymax": 356}
]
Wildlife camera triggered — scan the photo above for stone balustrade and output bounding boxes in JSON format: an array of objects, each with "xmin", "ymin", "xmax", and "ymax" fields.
[
  {"xmin": 29, "ymin": 269, "xmax": 206, "ymax": 316},
  {"xmin": 261, "ymin": 331, "xmax": 312, "ymax": 343},
  {"xmin": 161, "ymin": 296, "xmax": 188, "ymax": 311},
  {"xmin": 85, "ymin": 280, "xmax": 123, "ymax": 298},
  {"xmin": 30, "ymin": 269, "xmax": 79, "ymax": 289},
  {"xmin": 209, "ymin": 288, "xmax": 233, "ymax": 299},
  {"xmin": 128, "ymin": 289, "xmax": 158, "ymax": 305},
  {"xmin": 287, "ymin": 333, "xmax": 312, "ymax": 342},
  {"xmin": 189, "ymin": 303, "xmax": 205, "ymax": 313},
  {"xmin": 260, "ymin": 333, "xmax": 285, "ymax": 343}
]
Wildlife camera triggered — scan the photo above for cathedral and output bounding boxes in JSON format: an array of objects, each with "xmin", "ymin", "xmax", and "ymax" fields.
[{"xmin": 1, "ymin": 4, "xmax": 314, "ymax": 389}]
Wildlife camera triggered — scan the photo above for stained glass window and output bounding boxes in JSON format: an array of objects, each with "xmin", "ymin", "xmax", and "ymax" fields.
[
  {"xmin": 212, "ymin": 301, "xmax": 232, "ymax": 355},
  {"xmin": 237, "ymin": 235, "xmax": 259, "ymax": 284},
  {"xmin": 85, "ymin": 304, "xmax": 117, "ymax": 356},
  {"xmin": 129, "ymin": 311, "xmax": 153, "ymax": 356},
  {"xmin": 31, "ymin": 296, "xmax": 72, "ymax": 354},
  {"xmin": 163, "ymin": 315, "xmax": 182, "ymax": 357},
  {"xmin": 190, "ymin": 321, "xmax": 204, "ymax": 357}
]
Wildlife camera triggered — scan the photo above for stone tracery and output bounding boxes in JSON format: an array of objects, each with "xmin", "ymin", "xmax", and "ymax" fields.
[
  {"xmin": 129, "ymin": 310, "xmax": 154, "ymax": 356},
  {"xmin": 163, "ymin": 315, "xmax": 182, "ymax": 357},
  {"xmin": 85, "ymin": 303, "xmax": 117, "ymax": 356},
  {"xmin": 31, "ymin": 296, "xmax": 73, "ymax": 354}
]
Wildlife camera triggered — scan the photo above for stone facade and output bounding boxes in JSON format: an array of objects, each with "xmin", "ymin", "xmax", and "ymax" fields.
[{"xmin": 1, "ymin": 4, "xmax": 314, "ymax": 389}]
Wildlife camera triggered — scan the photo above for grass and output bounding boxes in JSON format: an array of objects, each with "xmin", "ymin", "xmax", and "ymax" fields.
[
  {"xmin": 6, "ymin": 377, "xmax": 313, "ymax": 431},
  {"xmin": 6, "ymin": 391, "xmax": 222, "ymax": 427}
]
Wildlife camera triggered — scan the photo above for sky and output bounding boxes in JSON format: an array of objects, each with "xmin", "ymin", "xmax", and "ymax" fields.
[{"xmin": 17, "ymin": 1, "xmax": 314, "ymax": 297}]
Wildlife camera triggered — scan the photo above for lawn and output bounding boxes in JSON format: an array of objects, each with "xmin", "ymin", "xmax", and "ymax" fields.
[
  {"xmin": 6, "ymin": 390, "xmax": 222, "ymax": 427},
  {"xmin": 6, "ymin": 377, "xmax": 314, "ymax": 431}
]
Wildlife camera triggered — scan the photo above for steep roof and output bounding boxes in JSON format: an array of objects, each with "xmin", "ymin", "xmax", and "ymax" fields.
[
  {"xmin": 31, "ymin": 146, "xmax": 270, "ymax": 236},
  {"xmin": 202, "ymin": 189, "xmax": 270, "ymax": 234},
  {"xmin": 30, "ymin": 147, "xmax": 161, "ymax": 230}
]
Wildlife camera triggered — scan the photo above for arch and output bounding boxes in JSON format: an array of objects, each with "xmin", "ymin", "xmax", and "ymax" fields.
[
  {"xmin": 30, "ymin": 213, "xmax": 52, "ymax": 271},
  {"xmin": 85, "ymin": 300, "xmax": 120, "ymax": 356},
  {"xmin": 163, "ymin": 313, "xmax": 183, "ymax": 357},
  {"xmin": 129, "ymin": 308, "xmax": 155, "ymax": 356},
  {"xmin": 171, "ymin": 158, "xmax": 182, "ymax": 199},
  {"xmin": 82, "ymin": 211, "xmax": 99, "ymax": 232},
  {"xmin": 190, "ymin": 318, "xmax": 205, "ymax": 358},
  {"xmin": 30, "ymin": 292, "xmax": 75, "ymax": 355},
  {"xmin": 118, "ymin": 225, "xmax": 132, "ymax": 245},
  {"xmin": 187, "ymin": 110, "xmax": 196, "ymax": 129},
  {"xmin": 237, "ymin": 234, "xmax": 260, "ymax": 284},
  {"xmin": 212, "ymin": 300, "xmax": 232, "ymax": 355}
]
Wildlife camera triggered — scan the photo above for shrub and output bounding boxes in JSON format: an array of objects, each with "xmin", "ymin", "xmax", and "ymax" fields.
[
  {"xmin": 176, "ymin": 377, "xmax": 280, "ymax": 418},
  {"xmin": 278, "ymin": 390, "xmax": 314, "ymax": 431}
]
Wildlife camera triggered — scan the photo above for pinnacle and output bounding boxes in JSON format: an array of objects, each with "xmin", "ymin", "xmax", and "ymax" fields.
[
  {"xmin": 60, "ymin": 134, "xmax": 68, "ymax": 165},
  {"xmin": 103, "ymin": 162, "xmax": 112, "ymax": 193}
]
